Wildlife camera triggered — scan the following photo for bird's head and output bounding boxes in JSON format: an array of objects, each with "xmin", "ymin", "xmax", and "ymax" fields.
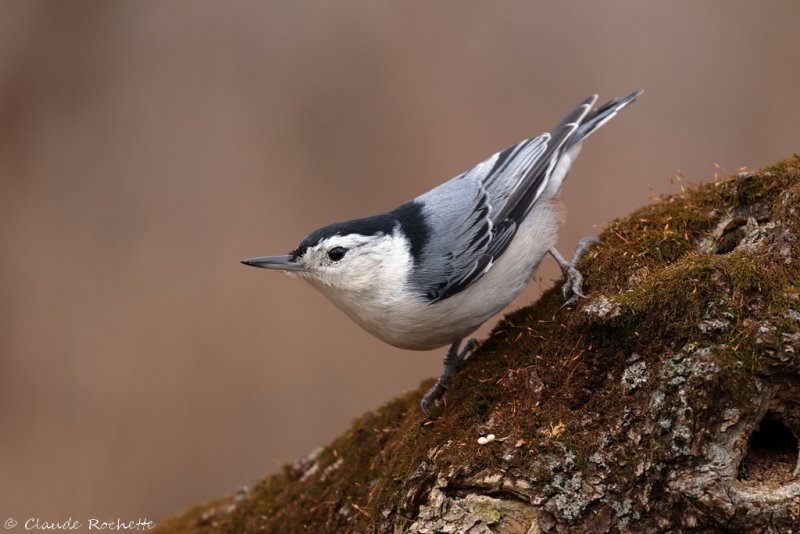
[{"xmin": 242, "ymin": 218, "xmax": 413, "ymax": 297}]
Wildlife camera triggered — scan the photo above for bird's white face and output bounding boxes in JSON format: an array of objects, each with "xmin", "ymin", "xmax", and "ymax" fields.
[{"xmin": 293, "ymin": 232, "xmax": 412, "ymax": 296}]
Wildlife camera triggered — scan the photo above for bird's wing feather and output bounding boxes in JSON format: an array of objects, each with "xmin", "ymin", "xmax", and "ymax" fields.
[
  {"xmin": 409, "ymin": 176, "xmax": 496, "ymax": 301},
  {"xmin": 408, "ymin": 97, "xmax": 598, "ymax": 302},
  {"xmin": 408, "ymin": 135, "xmax": 555, "ymax": 302}
]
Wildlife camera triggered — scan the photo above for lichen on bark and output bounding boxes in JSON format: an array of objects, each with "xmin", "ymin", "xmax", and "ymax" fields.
[{"xmin": 158, "ymin": 156, "xmax": 800, "ymax": 533}]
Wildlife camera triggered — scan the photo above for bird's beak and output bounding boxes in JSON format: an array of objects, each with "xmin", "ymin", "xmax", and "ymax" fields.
[{"xmin": 241, "ymin": 255, "xmax": 304, "ymax": 271}]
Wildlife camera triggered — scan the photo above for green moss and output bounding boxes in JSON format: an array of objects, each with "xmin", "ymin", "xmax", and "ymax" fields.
[{"xmin": 157, "ymin": 157, "xmax": 800, "ymax": 533}]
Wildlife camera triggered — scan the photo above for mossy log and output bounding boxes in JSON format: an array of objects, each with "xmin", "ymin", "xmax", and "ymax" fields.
[{"xmin": 160, "ymin": 157, "xmax": 800, "ymax": 533}]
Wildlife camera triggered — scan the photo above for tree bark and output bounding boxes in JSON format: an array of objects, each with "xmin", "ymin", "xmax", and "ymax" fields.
[{"xmin": 158, "ymin": 157, "xmax": 800, "ymax": 533}]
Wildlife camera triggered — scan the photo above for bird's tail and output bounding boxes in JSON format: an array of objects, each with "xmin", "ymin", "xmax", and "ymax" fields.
[
  {"xmin": 571, "ymin": 89, "xmax": 643, "ymax": 147},
  {"xmin": 540, "ymin": 90, "xmax": 642, "ymax": 198}
]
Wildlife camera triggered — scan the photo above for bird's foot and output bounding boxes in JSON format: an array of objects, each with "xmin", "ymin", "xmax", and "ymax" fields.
[
  {"xmin": 421, "ymin": 338, "xmax": 478, "ymax": 417},
  {"xmin": 550, "ymin": 236, "xmax": 600, "ymax": 307}
]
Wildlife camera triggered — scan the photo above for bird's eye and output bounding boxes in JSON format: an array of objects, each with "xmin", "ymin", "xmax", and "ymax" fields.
[{"xmin": 327, "ymin": 247, "xmax": 347, "ymax": 262}]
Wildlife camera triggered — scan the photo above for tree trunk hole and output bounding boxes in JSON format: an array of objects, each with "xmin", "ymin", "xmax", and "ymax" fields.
[{"xmin": 737, "ymin": 411, "xmax": 799, "ymax": 486}]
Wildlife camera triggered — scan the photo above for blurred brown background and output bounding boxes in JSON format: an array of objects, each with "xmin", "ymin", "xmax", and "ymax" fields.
[{"xmin": 1, "ymin": 0, "xmax": 798, "ymax": 524}]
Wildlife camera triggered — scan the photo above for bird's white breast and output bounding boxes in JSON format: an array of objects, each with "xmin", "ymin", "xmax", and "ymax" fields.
[{"xmin": 308, "ymin": 199, "xmax": 563, "ymax": 351}]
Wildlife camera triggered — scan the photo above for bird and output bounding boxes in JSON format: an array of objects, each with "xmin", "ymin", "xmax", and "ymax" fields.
[{"xmin": 242, "ymin": 90, "xmax": 643, "ymax": 416}]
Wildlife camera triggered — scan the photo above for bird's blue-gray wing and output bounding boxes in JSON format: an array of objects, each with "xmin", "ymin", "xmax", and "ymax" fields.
[
  {"xmin": 407, "ymin": 96, "xmax": 597, "ymax": 302},
  {"xmin": 407, "ymin": 174, "xmax": 512, "ymax": 302}
]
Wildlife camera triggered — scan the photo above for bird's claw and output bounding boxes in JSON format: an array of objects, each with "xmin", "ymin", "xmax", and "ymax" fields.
[
  {"xmin": 574, "ymin": 236, "xmax": 601, "ymax": 258},
  {"xmin": 456, "ymin": 339, "xmax": 478, "ymax": 370},
  {"xmin": 561, "ymin": 265, "xmax": 586, "ymax": 308},
  {"xmin": 421, "ymin": 338, "xmax": 478, "ymax": 417},
  {"xmin": 552, "ymin": 236, "xmax": 599, "ymax": 307}
]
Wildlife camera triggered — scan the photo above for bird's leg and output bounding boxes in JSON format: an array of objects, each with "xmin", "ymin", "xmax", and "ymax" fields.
[
  {"xmin": 550, "ymin": 236, "xmax": 600, "ymax": 307},
  {"xmin": 421, "ymin": 338, "xmax": 478, "ymax": 417}
]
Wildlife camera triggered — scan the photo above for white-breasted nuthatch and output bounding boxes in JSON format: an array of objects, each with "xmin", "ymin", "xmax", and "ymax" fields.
[{"xmin": 243, "ymin": 91, "xmax": 642, "ymax": 415}]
